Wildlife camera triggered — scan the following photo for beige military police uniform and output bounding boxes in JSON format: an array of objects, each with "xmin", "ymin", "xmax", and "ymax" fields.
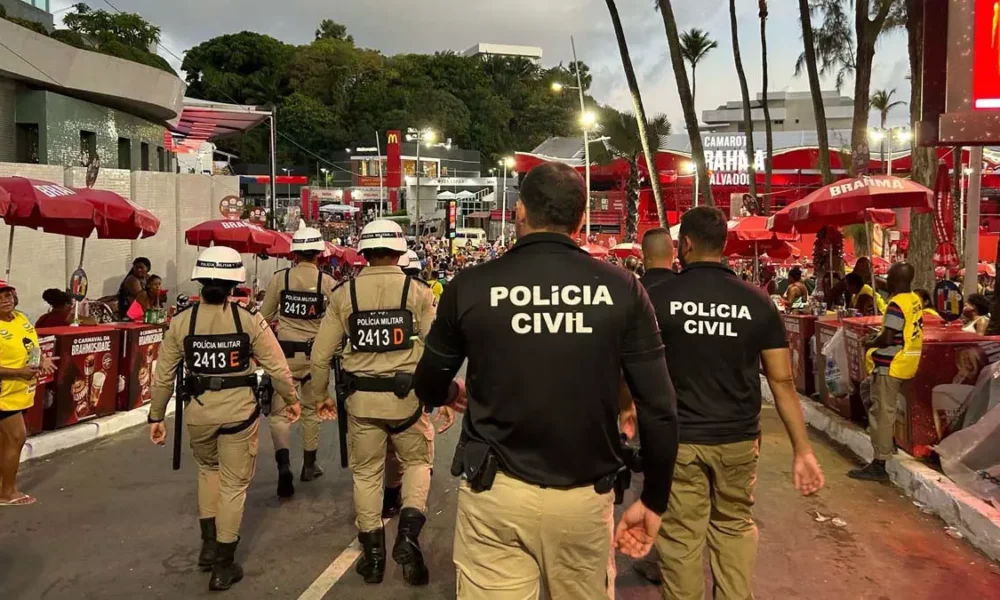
[
  {"xmin": 150, "ymin": 302, "xmax": 298, "ymax": 543},
  {"xmin": 309, "ymin": 265, "xmax": 436, "ymax": 532},
  {"xmin": 260, "ymin": 262, "xmax": 336, "ymax": 452}
]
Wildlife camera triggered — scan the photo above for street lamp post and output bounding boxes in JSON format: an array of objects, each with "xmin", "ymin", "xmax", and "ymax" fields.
[
  {"xmin": 499, "ymin": 157, "xmax": 515, "ymax": 246},
  {"xmin": 869, "ymin": 127, "xmax": 911, "ymax": 175},
  {"xmin": 553, "ymin": 43, "xmax": 597, "ymax": 240},
  {"xmin": 683, "ymin": 161, "xmax": 699, "ymax": 208},
  {"xmin": 406, "ymin": 127, "xmax": 437, "ymax": 237}
]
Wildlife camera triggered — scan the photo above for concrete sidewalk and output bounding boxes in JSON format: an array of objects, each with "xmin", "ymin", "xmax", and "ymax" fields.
[
  {"xmin": 762, "ymin": 377, "xmax": 1000, "ymax": 563},
  {"xmin": 19, "ymin": 401, "xmax": 175, "ymax": 463}
]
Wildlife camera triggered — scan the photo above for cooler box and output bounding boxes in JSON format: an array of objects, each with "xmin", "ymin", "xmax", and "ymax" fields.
[
  {"xmin": 901, "ymin": 330, "xmax": 1000, "ymax": 458},
  {"xmin": 112, "ymin": 323, "xmax": 167, "ymax": 411},
  {"xmin": 37, "ymin": 326, "xmax": 122, "ymax": 429},
  {"xmin": 782, "ymin": 314, "xmax": 817, "ymax": 397}
]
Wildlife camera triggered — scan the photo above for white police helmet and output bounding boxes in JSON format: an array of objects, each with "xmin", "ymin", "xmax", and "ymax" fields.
[
  {"xmin": 291, "ymin": 226, "xmax": 326, "ymax": 253},
  {"xmin": 398, "ymin": 249, "xmax": 420, "ymax": 269},
  {"xmin": 191, "ymin": 246, "xmax": 246, "ymax": 283},
  {"xmin": 358, "ymin": 219, "xmax": 407, "ymax": 254}
]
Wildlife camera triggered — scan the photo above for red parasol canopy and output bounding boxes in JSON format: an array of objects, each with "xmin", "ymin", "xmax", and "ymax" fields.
[
  {"xmin": 609, "ymin": 243, "xmax": 642, "ymax": 259},
  {"xmin": 185, "ymin": 219, "xmax": 279, "ymax": 254},
  {"xmin": 961, "ymin": 263, "xmax": 996, "ymax": 277},
  {"xmin": 728, "ymin": 217, "xmax": 798, "ymax": 242},
  {"xmin": 580, "ymin": 244, "xmax": 609, "ymax": 257},
  {"xmin": 322, "ymin": 241, "xmax": 341, "ymax": 259},
  {"xmin": 0, "ymin": 186, "xmax": 10, "ymax": 217},
  {"xmin": 0, "ymin": 177, "xmax": 96, "ymax": 236},
  {"xmin": 266, "ymin": 231, "xmax": 293, "ymax": 258},
  {"xmin": 769, "ymin": 176, "xmax": 929, "ymax": 233},
  {"xmin": 339, "ymin": 247, "xmax": 367, "ymax": 266},
  {"xmin": 73, "ymin": 188, "xmax": 159, "ymax": 239}
]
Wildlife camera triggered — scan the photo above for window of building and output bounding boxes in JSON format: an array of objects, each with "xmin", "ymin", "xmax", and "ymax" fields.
[
  {"xmin": 80, "ymin": 130, "xmax": 97, "ymax": 165},
  {"xmin": 358, "ymin": 158, "xmax": 386, "ymax": 177},
  {"xmin": 402, "ymin": 159, "xmax": 438, "ymax": 178},
  {"xmin": 118, "ymin": 138, "xmax": 131, "ymax": 170},
  {"xmin": 15, "ymin": 124, "xmax": 39, "ymax": 164},
  {"xmin": 157, "ymin": 146, "xmax": 165, "ymax": 172},
  {"xmin": 140, "ymin": 143, "xmax": 150, "ymax": 171},
  {"xmin": 795, "ymin": 119, "xmax": 800, "ymax": 124},
  {"xmin": 774, "ymin": 120, "xmax": 784, "ymax": 125},
  {"xmin": 20, "ymin": 0, "xmax": 50, "ymax": 10}
]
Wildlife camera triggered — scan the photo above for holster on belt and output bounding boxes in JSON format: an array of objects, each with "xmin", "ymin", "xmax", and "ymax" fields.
[
  {"xmin": 255, "ymin": 373, "xmax": 274, "ymax": 416},
  {"xmin": 451, "ymin": 431, "xmax": 500, "ymax": 493},
  {"xmin": 279, "ymin": 339, "xmax": 313, "ymax": 358}
]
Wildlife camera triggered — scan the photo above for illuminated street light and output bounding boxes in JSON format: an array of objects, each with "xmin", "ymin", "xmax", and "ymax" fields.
[
  {"xmin": 551, "ymin": 82, "xmax": 565, "ymax": 92},
  {"xmin": 580, "ymin": 111, "xmax": 597, "ymax": 130},
  {"xmin": 895, "ymin": 129, "xmax": 912, "ymax": 143},
  {"xmin": 868, "ymin": 128, "xmax": 885, "ymax": 143},
  {"xmin": 682, "ymin": 160, "xmax": 696, "ymax": 174}
]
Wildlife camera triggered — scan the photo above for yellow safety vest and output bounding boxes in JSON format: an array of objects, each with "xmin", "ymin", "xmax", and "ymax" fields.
[
  {"xmin": 887, "ymin": 292, "xmax": 924, "ymax": 380},
  {"xmin": 852, "ymin": 284, "xmax": 888, "ymax": 314}
]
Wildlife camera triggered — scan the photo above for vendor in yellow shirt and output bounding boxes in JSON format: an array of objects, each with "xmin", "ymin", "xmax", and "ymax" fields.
[{"xmin": 0, "ymin": 281, "xmax": 56, "ymax": 507}]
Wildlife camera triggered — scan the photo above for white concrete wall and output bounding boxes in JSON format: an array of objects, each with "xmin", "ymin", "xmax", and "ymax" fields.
[
  {"xmin": 0, "ymin": 163, "xmax": 70, "ymax": 319},
  {"xmin": 0, "ymin": 164, "xmax": 271, "ymax": 319}
]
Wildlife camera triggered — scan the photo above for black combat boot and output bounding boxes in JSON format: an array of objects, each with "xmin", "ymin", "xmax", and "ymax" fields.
[
  {"xmin": 847, "ymin": 459, "xmax": 889, "ymax": 482},
  {"xmin": 198, "ymin": 518, "xmax": 218, "ymax": 572},
  {"xmin": 381, "ymin": 486, "xmax": 402, "ymax": 519},
  {"xmin": 301, "ymin": 449, "xmax": 324, "ymax": 482},
  {"xmin": 392, "ymin": 508, "xmax": 429, "ymax": 586},
  {"xmin": 275, "ymin": 449, "xmax": 295, "ymax": 498},
  {"xmin": 356, "ymin": 528, "xmax": 386, "ymax": 584},
  {"xmin": 208, "ymin": 539, "xmax": 243, "ymax": 592}
]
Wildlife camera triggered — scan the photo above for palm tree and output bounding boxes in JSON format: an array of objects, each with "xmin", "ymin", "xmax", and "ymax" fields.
[
  {"xmin": 759, "ymin": 0, "xmax": 774, "ymax": 212},
  {"xmin": 680, "ymin": 28, "xmax": 718, "ymax": 108},
  {"xmin": 605, "ymin": 0, "xmax": 667, "ymax": 227},
  {"xmin": 603, "ymin": 111, "xmax": 672, "ymax": 241},
  {"xmin": 797, "ymin": 0, "xmax": 834, "ymax": 184},
  {"xmin": 729, "ymin": 0, "xmax": 757, "ymax": 199},
  {"xmin": 657, "ymin": 1, "xmax": 714, "ymax": 206},
  {"xmin": 869, "ymin": 88, "xmax": 905, "ymax": 167},
  {"xmin": 850, "ymin": 0, "xmax": 901, "ymax": 175}
]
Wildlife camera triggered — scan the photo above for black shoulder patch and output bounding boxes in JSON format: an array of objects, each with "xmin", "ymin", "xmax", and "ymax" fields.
[{"xmin": 236, "ymin": 302, "xmax": 259, "ymax": 315}]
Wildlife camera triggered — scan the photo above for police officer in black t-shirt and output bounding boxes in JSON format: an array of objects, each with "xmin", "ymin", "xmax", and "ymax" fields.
[
  {"xmin": 413, "ymin": 162, "xmax": 679, "ymax": 599},
  {"xmin": 646, "ymin": 206, "xmax": 825, "ymax": 600},
  {"xmin": 639, "ymin": 227, "xmax": 676, "ymax": 290}
]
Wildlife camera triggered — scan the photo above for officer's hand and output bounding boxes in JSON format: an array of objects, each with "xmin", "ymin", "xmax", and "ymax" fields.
[
  {"xmin": 619, "ymin": 405, "xmax": 637, "ymax": 441},
  {"xmin": 447, "ymin": 378, "xmax": 468, "ymax": 413},
  {"xmin": 286, "ymin": 402, "xmax": 302, "ymax": 424},
  {"xmin": 149, "ymin": 422, "xmax": 167, "ymax": 446},
  {"xmin": 317, "ymin": 398, "xmax": 337, "ymax": 421},
  {"xmin": 793, "ymin": 450, "xmax": 825, "ymax": 496},
  {"xmin": 614, "ymin": 500, "xmax": 661, "ymax": 558},
  {"xmin": 434, "ymin": 406, "xmax": 456, "ymax": 433}
]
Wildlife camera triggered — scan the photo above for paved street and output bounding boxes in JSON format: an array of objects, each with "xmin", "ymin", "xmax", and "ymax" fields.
[{"xmin": 2, "ymin": 405, "xmax": 998, "ymax": 600}]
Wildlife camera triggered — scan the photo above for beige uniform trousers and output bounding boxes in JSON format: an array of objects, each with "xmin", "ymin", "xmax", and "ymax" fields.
[
  {"xmin": 454, "ymin": 472, "xmax": 614, "ymax": 600},
  {"xmin": 869, "ymin": 373, "xmax": 904, "ymax": 461},
  {"xmin": 269, "ymin": 354, "xmax": 321, "ymax": 451},
  {"xmin": 657, "ymin": 440, "xmax": 759, "ymax": 600},
  {"xmin": 188, "ymin": 419, "xmax": 260, "ymax": 543},
  {"xmin": 348, "ymin": 412, "xmax": 433, "ymax": 532}
]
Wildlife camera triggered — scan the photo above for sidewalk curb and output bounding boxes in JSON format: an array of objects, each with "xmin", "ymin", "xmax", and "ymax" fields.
[
  {"xmin": 20, "ymin": 401, "xmax": 175, "ymax": 463},
  {"xmin": 762, "ymin": 377, "xmax": 1000, "ymax": 562}
]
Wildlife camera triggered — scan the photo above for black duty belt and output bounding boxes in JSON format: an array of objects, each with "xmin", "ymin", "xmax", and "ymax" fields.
[
  {"xmin": 351, "ymin": 375, "xmax": 411, "ymax": 393},
  {"xmin": 279, "ymin": 339, "xmax": 313, "ymax": 358},
  {"xmin": 191, "ymin": 374, "xmax": 259, "ymax": 392}
]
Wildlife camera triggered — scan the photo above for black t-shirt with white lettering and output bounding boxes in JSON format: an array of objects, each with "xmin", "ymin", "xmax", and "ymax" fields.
[
  {"xmin": 419, "ymin": 232, "xmax": 679, "ymax": 511},
  {"xmin": 647, "ymin": 261, "xmax": 788, "ymax": 444}
]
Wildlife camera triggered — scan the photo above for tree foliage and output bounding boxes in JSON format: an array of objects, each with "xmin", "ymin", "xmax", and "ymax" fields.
[
  {"xmin": 602, "ymin": 110, "xmax": 671, "ymax": 240},
  {"xmin": 182, "ymin": 23, "xmax": 591, "ymax": 170},
  {"xmin": 64, "ymin": 7, "xmax": 161, "ymax": 51}
]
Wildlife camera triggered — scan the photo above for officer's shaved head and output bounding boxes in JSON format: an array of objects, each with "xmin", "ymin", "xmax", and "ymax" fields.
[
  {"xmin": 518, "ymin": 163, "xmax": 586, "ymax": 234},
  {"xmin": 642, "ymin": 228, "xmax": 674, "ymax": 269},
  {"xmin": 887, "ymin": 262, "xmax": 915, "ymax": 294},
  {"xmin": 678, "ymin": 206, "xmax": 727, "ymax": 257}
]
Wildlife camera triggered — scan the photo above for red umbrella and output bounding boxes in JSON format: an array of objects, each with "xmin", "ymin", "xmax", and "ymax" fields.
[
  {"xmin": 73, "ymin": 188, "xmax": 160, "ymax": 239},
  {"xmin": 580, "ymin": 244, "xmax": 609, "ymax": 257},
  {"xmin": 961, "ymin": 264, "xmax": 996, "ymax": 277},
  {"xmin": 322, "ymin": 241, "xmax": 341, "ymax": 259},
  {"xmin": 339, "ymin": 247, "xmax": 367, "ymax": 266},
  {"xmin": 769, "ymin": 176, "xmax": 929, "ymax": 233},
  {"xmin": 768, "ymin": 204, "xmax": 897, "ymax": 234},
  {"xmin": 185, "ymin": 219, "xmax": 278, "ymax": 254},
  {"xmin": 0, "ymin": 177, "xmax": 96, "ymax": 236},
  {"xmin": 728, "ymin": 217, "xmax": 798, "ymax": 242},
  {"xmin": 609, "ymin": 243, "xmax": 642, "ymax": 259},
  {"xmin": 266, "ymin": 231, "xmax": 293, "ymax": 258}
]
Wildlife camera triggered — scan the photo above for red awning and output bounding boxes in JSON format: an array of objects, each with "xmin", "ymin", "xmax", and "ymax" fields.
[{"xmin": 169, "ymin": 98, "xmax": 272, "ymax": 154}]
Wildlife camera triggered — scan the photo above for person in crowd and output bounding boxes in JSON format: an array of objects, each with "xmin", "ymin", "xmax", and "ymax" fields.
[
  {"xmin": 914, "ymin": 288, "xmax": 942, "ymax": 321},
  {"xmin": 783, "ymin": 267, "xmax": 809, "ymax": 307},
  {"xmin": 646, "ymin": 207, "xmax": 824, "ymax": 598},
  {"xmin": 0, "ymin": 280, "xmax": 56, "ymax": 506},
  {"xmin": 639, "ymin": 228, "xmax": 676, "ymax": 290},
  {"xmin": 413, "ymin": 162, "xmax": 679, "ymax": 599},
  {"xmin": 760, "ymin": 265, "xmax": 778, "ymax": 297},
  {"xmin": 133, "ymin": 275, "xmax": 165, "ymax": 314},
  {"xmin": 310, "ymin": 220, "xmax": 439, "ymax": 587},
  {"xmin": 424, "ymin": 268, "xmax": 444, "ymax": 304},
  {"xmin": 963, "ymin": 293, "xmax": 991, "ymax": 335},
  {"xmin": 623, "ymin": 255, "xmax": 641, "ymax": 279},
  {"xmin": 845, "ymin": 273, "xmax": 876, "ymax": 316},
  {"xmin": 149, "ymin": 247, "xmax": 300, "ymax": 591},
  {"xmin": 35, "ymin": 288, "xmax": 73, "ymax": 328},
  {"xmin": 117, "ymin": 257, "xmax": 151, "ymax": 316},
  {"xmin": 260, "ymin": 228, "xmax": 335, "ymax": 498},
  {"xmin": 851, "ymin": 263, "xmax": 923, "ymax": 482}
]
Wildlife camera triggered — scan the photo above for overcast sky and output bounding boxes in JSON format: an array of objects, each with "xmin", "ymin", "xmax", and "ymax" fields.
[{"xmin": 52, "ymin": 0, "xmax": 912, "ymax": 132}]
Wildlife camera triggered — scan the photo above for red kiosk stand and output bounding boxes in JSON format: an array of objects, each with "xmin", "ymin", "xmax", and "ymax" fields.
[
  {"xmin": 23, "ymin": 333, "xmax": 57, "ymax": 436},
  {"xmin": 34, "ymin": 325, "xmax": 121, "ymax": 430},
  {"xmin": 782, "ymin": 314, "xmax": 817, "ymax": 397},
  {"xmin": 111, "ymin": 323, "xmax": 167, "ymax": 411}
]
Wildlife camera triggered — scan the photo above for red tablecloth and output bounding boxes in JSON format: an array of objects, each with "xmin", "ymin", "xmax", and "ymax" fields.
[
  {"xmin": 110, "ymin": 323, "xmax": 167, "ymax": 411},
  {"xmin": 782, "ymin": 314, "xmax": 817, "ymax": 397},
  {"xmin": 35, "ymin": 325, "xmax": 122, "ymax": 429}
]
